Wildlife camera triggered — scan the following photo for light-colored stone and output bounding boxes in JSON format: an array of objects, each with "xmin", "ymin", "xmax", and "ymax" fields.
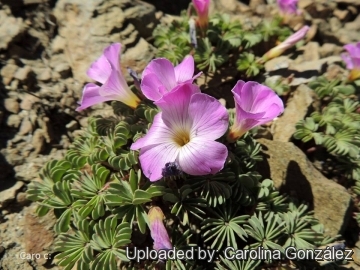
[
  {"xmin": 36, "ymin": 68, "xmax": 52, "ymax": 82},
  {"xmin": 0, "ymin": 181, "xmax": 24, "ymax": 208},
  {"xmin": 20, "ymin": 94, "xmax": 40, "ymax": 111},
  {"xmin": 333, "ymin": 9, "xmax": 350, "ymax": 21},
  {"xmin": 257, "ymin": 139, "xmax": 352, "ymax": 237},
  {"xmin": 122, "ymin": 38, "xmax": 156, "ymax": 73},
  {"xmin": 31, "ymin": 129, "xmax": 45, "ymax": 154},
  {"xmin": 345, "ymin": 14, "xmax": 360, "ymax": 31},
  {"xmin": 4, "ymin": 98, "xmax": 20, "ymax": 114},
  {"xmin": 66, "ymin": 120, "xmax": 79, "ymax": 131},
  {"xmin": 288, "ymin": 56, "xmax": 342, "ymax": 72},
  {"xmin": 18, "ymin": 117, "xmax": 34, "ymax": 135},
  {"xmin": 13, "ymin": 66, "xmax": 32, "ymax": 81},
  {"xmin": 1, "ymin": 62, "xmax": 18, "ymax": 86},
  {"xmin": 6, "ymin": 114, "xmax": 21, "ymax": 128},
  {"xmin": 273, "ymin": 84, "xmax": 316, "ymax": 142},
  {"xmin": 53, "ymin": 0, "xmax": 158, "ymax": 84},
  {"xmin": 319, "ymin": 43, "xmax": 343, "ymax": 58},
  {"xmin": 303, "ymin": 42, "xmax": 320, "ymax": 61},
  {"xmin": 264, "ymin": 56, "xmax": 292, "ymax": 72},
  {"xmin": 0, "ymin": 10, "xmax": 23, "ymax": 50}
]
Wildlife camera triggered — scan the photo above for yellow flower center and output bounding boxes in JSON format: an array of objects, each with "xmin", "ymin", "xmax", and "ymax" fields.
[{"xmin": 173, "ymin": 130, "xmax": 190, "ymax": 146}]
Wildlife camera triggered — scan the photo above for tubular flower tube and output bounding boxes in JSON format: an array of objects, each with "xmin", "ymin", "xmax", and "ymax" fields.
[
  {"xmin": 76, "ymin": 43, "xmax": 140, "ymax": 111},
  {"xmin": 131, "ymin": 84, "xmax": 229, "ymax": 182},
  {"xmin": 192, "ymin": 0, "xmax": 210, "ymax": 31},
  {"xmin": 228, "ymin": 80, "xmax": 284, "ymax": 142},
  {"xmin": 148, "ymin": 207, "xmax": 172, "ymax": 251},
  {"xmin": 262, "ymin": 25, "xmax": 309, "ymax": 62},
  {"xmin": 277, "ymin": 0, "xmax": 299, "ymax": 15},
  {"xmin": 140, "ymin": 55, "xmax": 202, "ymax": 102},
  {"xmin": 341, "ymin": 42, "xmax": 360, "ymax": 81}
]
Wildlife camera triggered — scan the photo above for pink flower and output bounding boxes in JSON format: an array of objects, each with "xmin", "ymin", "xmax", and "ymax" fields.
[
  {"xmin": 131, "ymin": 84, "xmax": 228, "ymax": 182},
  {"xmin": 148, "ymin": 207, "xmax": 172, "ymax": 250},
  {"xmin": 228, "ymin": 81, "xmax": 284, "ymax": 142},
  {"xmin": 341, "ymin": 42, "xmax": 360, "ymax": 81},
  {"xmin": 192, "ymin": 0, "xmax": 210, "ymax": 30},
  {"xmin": 76, "ymin": 43, "xmax": 140, "ymax": 111},
  {"xmin": 277, "ymin": 0, "xmax": 299, "ymax": 15},
  {"xmin": 262, "ymin": 26, "xmax": 309, "ymax": 61},
  {"xmin": 140, "ymin": 55, "xmax": 201, "ymax": 102}
]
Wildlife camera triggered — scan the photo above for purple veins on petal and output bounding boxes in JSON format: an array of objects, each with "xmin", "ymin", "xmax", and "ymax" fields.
[{"xmin": 131, "ymin": 84, "xmax": 228, "ymax": 182}]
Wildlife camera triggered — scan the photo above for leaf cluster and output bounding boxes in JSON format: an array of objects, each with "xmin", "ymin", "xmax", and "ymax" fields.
[
  {"xmin": 152, "ymin": 11, "xmax": 293, "ymax": 77},
  {"xmin": 294, "ymin": 76, "xmax": 360, "ymax": 184}
]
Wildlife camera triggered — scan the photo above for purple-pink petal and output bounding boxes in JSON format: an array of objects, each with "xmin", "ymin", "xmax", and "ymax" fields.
[
  {"xmin": 229, "ymin": 80, "xmax": 284, "ymax": 140},
  {"xmin": 102, "ymin": 43, "xmax": 121, "ymax": 71},
  {"xmin": 155, "ymin": 84, "xmax": 200, "ymax": 129},
  {"xmin": 188, "ymin": 93, "xmax": 229, "ymax": 140},
  {"xmin": 86, "ymin": 54, "xmax": 112, "ymax": 84},
  {"xmin": 131, "ymin": 113, "xmax": 174, "ymax": 150},
  {"xmin": 76, "ymin": 83, "xmax": 114, "ymax": 111},
  {"xmin": 140, "ymin": 55, "xmax": 200, "ymax": 101},
  {"xmin": 141, "ymin": 58, "xmax": 176, "ymax": 91},
  {"xmin": 192, "ymin": 0, "xmax": 209, "ymax": 14},
  {"xmin": 137, "ymin": 143, "xmax": 180, "ymax": 181},
  {"xmin": 178, "ymin": 139, "xmax": 228, "ymax": 175},
  {"xmin": 174, "ymin": 55, "xmax": 196, "ymax": 83},
  {"xmin": 148, "ymin": 207, "xmax": 172, "ymax": 251},
  {"xmin": 342, "ymin": 42, "xmax": 360, "ymax": 70},
  {"xmin": 98, "ymin": 69, "xmax": 140, "ymax": 108},
  {"xmin": 344, "ymin": 43, "xmax": 360, "ymax": 56},
  {"xmin": 277, "ymin": 0, "xmax": 298, "ymax": 14},
  {"xmin": 140, "ymin": 73, "xmax": 168, "ymax": 101}
]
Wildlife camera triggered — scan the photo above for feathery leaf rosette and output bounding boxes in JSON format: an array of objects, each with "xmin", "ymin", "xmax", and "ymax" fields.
[
  {"xmin": 228, "ymin": 80, "xmax": 284, "ymax": 142},
  {"xmin": 277, "ymin": 0, "xmax": 299, "ymax": 15},
  {"xmin": 341, "ymin": 42, "xmax": 360, "ymax": 81},
  {"xmin": 192, "ymin": 0, "xmax": 210, "ymax": 30},
  {"xmin": 148, "ymin": 207, "xmax": 172, "ymax": 250},
  {"xmin": 76, "ymin": 43, "xmax": 140, "ymax": 111},
  {"xmin": 140, "ymin": 55, "xmax": 202, "ymax": 101},
  {"xmin": 131, "ymin": 83, "xmax": 229, "ymax": 181},
  {"xmin": 262, "ymin": 25, "xmax": 309, "ymax": 61}
]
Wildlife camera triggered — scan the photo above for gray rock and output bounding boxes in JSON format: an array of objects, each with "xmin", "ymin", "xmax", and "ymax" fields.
[
  {"xmin": 257, "ymin": 138, "xmax": 352, "ymax": 237},
  {"xmin": 273, "ymin": 84, "xmax": 316, "ymax": 142}
]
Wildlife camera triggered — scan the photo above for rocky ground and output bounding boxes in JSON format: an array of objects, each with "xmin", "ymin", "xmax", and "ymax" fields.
[{"xmin": 0, "ymin": 0, "xmax": 360, "ymax": 269}]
